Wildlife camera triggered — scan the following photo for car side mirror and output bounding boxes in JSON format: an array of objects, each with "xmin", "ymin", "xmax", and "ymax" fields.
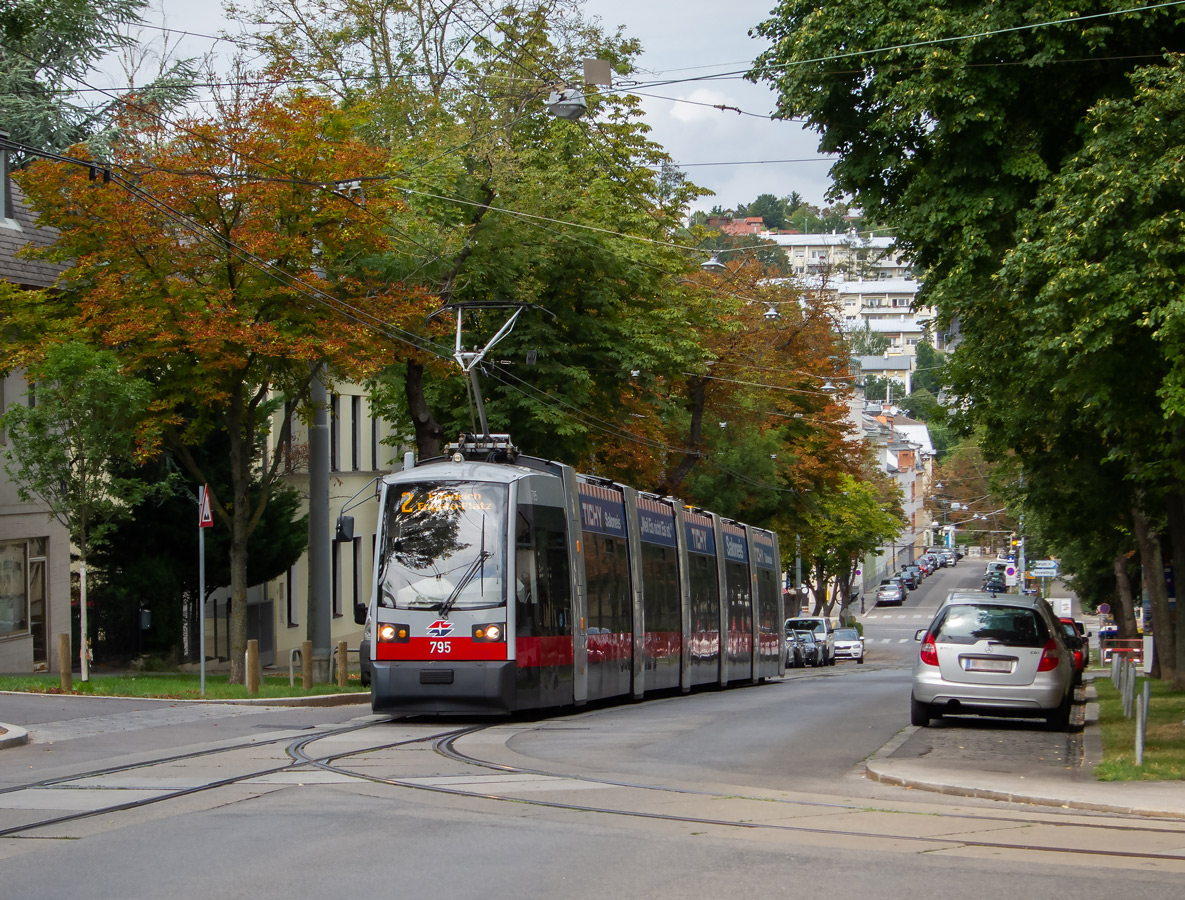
[
  {"xmin": 335, "ymin": 514, "xmax": 355, "ymax": 543},
  {"xmin": 353, "ymin": 602, "xmax": 367, "ymax": 625},
  {"xmin": 914, "ymin": 629, "xmax": 926, "ymax": 641}
]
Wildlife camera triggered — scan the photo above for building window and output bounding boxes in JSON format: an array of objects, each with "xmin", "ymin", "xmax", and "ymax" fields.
[
  {"xmin": 286, "ymin": 564, "xmax": 299, "ymax": 627},
  {"xmin": 329, "ymin": 394, "xmax": 340, "ymax": 472},
  {"xmin": 371, "ymin": 412, "xmax": 380, "ymax": 471},
  {"xmin": 332, "ymin": 541, "xmax": 341, "ymax": 618},
  {"xmin": 350, "ymin": 395, "xmax": 361, "ymax": 471},
  {"xmin": 352, "ymin": 536, "xmax": 362, "ymax": 613},
  {"xmin": 0, "ymin": 540, "xmax": 29, "ymax": 639}
]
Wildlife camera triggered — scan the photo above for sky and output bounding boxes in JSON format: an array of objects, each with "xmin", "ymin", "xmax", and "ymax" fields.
[{"xmin": 125, "ymin": 1, "xmax": 835, "ymax": 211}]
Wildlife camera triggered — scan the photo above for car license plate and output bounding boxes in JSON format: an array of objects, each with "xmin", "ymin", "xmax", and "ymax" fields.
[{"xmin": 963, "ymin": 657, "xmax": 1013, "ymax": 672}]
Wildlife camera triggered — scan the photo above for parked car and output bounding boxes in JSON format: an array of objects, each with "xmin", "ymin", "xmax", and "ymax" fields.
[
  {"xmin": 905, "ymin": 563, "xmax": 924, "ymax": 582},
  {"xmin": 910, "ymin": 594, "xmax": 1076, "ymax": 730},
  {"xmin": 795, "ymin": 630, "xmax": 825, "ymax": 666},
  {"xmin": 899, "ymin": 568, "xmax": 920, "ymax": 590},
  {"xmin": 1058, "ymin": 616, "xmax": 1087, "ymax": 681},
  {"xmin": 833, "ymin": 627, "xmax": 865, "ymax": 663},
  {"xmin": 983, "ymin": 572, "xmax": 1007, "ymax": 593},
  {"xmin": 785, "ymin": 616, "xmax": 835, "ymax": 665},
  {"xmin": 876, "ymin": 582, "xmax": 906, "ymax": 606}
]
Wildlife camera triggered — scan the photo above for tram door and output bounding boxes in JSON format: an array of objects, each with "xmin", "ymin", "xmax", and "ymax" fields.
[
  {"xmin": 513, "ymin": 476, "xmax": 573, "ymax": 710},
  {"xmin": 578, "ymin": 482, "xmax": 633, "ymax": 701},
  {"xmin": 684, "ymin": 512, "xmax": 721, "ymax": 687}
]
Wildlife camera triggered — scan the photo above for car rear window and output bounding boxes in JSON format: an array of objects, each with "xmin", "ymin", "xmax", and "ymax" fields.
[{"xmin": 933, "ymin": 605, "xmax": 1049, "ymax": 648}]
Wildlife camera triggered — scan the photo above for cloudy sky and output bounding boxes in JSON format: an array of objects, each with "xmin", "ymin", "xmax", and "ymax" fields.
[{"xmin": 129, "ymin": 1, "xmax": 835, "ymax": 211}]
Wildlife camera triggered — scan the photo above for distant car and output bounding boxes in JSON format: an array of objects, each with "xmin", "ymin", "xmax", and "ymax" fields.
[
  {"xmin": 876, "ymin": 583, "xmax": 905, "ymax": 606},
  {"xmin": 910, "ymin": 594, "xmax": 1076, "ymax": 730},
  {"xmin": 785, "ymin": 616, "xmax": 835, "ymax": 665},
  {"xmin": 795, "ymin": 630, "xmax": 825, "ymax": 666},
  {"xmin": 833, "ymin": 627, "xmax": 865, "ymax": 663},
  {"xmin": 1058, "ymin": 617, "xmax": 1087, "ymax": 681},
  {"xmin": 899, "ymin": 568, "xmax": 920, "ymax": 590},
  {"xmin": 906, "ymin": 564, "xmax": 924, "ymax": 582},
  {"xmin": 983, "ymin": 572, "xmax": 1007, "ymax": 593}
]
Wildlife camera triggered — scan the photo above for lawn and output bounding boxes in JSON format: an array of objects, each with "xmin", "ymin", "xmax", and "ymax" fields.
[
  {"xmin": 0, "ymin": 672, "xmax": 367, "ymax": 701},
  {"xmin": 1093, "ymin": 674, "xmax": 1185, "ymax": 781}
]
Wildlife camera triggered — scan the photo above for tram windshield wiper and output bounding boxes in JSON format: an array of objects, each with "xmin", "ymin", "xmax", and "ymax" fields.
[{"xmin": 438, "ymin": 548, "xmax": 492, "ymax": 619}]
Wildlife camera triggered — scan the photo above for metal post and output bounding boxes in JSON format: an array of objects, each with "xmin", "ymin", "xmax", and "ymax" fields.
[
  {"xmin": 308, "ymin": 372, "xmax": 331, "ymax": 683},
  {"xmin": 79, "ymin": 559, "xmax": 89, "ymax": 682},
  {"xmin": 795, "ymin": 534, "xmax": 803, "ymax": 616},
  {"xmin": 198, "ymin": 506, "xmax": 206, "ymax": 697}
]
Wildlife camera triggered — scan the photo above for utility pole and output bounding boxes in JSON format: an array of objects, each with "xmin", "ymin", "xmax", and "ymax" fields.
[{"xmin": 307, "ymin": 370, "xmax": 331, "ymax": 682}]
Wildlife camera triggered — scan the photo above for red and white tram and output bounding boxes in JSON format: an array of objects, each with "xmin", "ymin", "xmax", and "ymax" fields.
[{"xmin": 356, "ymin": 435, "xmax": 784, "ymax": 714}]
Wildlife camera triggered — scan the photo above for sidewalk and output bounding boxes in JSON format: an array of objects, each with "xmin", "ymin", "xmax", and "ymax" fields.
[{"xmin": 865, "ymin": 679, "xmax": 1185, "ymax": 819}]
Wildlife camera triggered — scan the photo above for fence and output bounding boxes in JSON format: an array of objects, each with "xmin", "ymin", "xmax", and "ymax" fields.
[
  {"xmin": 1100, "ymin": 637, "xmax": 1143, "ymax": 665},
  {"xmin": 1112, "ymin": 655, "xmax": 1151, "ymax": 766}
]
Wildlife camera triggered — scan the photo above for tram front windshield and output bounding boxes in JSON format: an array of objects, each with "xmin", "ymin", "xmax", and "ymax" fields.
[{"xmin": 377, "ymin": 481, "xmax": 507, "ymax": 613}]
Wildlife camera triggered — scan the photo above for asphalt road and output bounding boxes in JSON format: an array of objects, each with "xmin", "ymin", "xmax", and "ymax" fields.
[{"xmin": 3, "ymin": 561, "xmax": 1181, "ymax": 899}]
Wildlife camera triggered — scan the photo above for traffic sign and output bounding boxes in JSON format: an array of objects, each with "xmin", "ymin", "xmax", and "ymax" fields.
[
  {"xmin": 1098, "ymin": 603, "xmax": 1111, "ymax": 615},
  {"xmin": 198, "ymin": 485, "xmax": 214, "ymax": 528},
  {"xmin": 1030, "ymin": 559, "xmax": 1059, "ymax": 578}
]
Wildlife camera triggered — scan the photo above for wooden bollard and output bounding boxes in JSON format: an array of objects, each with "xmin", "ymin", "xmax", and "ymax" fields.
[
  {"xmin": 302, "ymin": 640, "xmax": 313, "ymax": 690},
  {"xmin": 57, "ymin": 633, "xmax": 72, "ymax": 692},
  {"xmin": 336, "ymin": 640, "xmax": 349, "ymax": 688},
  {"xmin": 246, "ymin": 639, "xmax": 259, "ymax": 694}
]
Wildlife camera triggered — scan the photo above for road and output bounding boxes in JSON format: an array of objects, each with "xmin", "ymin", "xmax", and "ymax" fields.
[{"xmin": 2, "ymin": 560, "xmax": 1182, "ymax": 899}]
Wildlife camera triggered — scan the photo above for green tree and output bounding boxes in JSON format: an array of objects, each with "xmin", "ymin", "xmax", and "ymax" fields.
[
  {"xmin": 800, "ymin": 471, "xmax": 905, "ymax": 622},
  {"xmin": 0, "ymin": 342, "xmax": 168, "ymax": 679},
  {"xmin": 848, "ymin": 320, "xmax": 889, "ymax": 356},
  {"xmin": 746, "ymin": 193, "xmax": 787, "ymax": 230},
  {"xmin": 0, "ymin": 0, "xmax": 195, "ymax": 161}
]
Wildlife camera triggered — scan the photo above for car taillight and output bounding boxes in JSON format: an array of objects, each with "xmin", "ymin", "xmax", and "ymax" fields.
[
  {"xmin": 919, "ymin": 633, "xmax": 938, "ymax": 666},
  {"xmin": 1038, "ymin": 638, "xmax": 1060, "ymax": 671}
]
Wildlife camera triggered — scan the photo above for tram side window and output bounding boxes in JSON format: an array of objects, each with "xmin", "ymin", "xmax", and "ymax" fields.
[
  {"xmin": 641, "ymin": 544, "xmax": 679, "ymax": 633},
  {"xmin": 585, "ymin": 535, "xmax": 630, "ymax": 634},
  {"xmin": 516, "ymin": 504, "xmax": 571, "ymax": 637},
  {"xmin": 688, "ymin": 553, "xmax": 719, "ymax": 633},
  {"xmin": 725, "ymin": 560, "xmax": 752, "ymax": 634},
  {"xmin": 756, "ymin": 568, "xmax": 778, "ymax": 633}
]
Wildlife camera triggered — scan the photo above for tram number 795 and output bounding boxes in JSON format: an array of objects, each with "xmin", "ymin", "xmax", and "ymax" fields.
[{"xmin": 429, "ymin": 640, "xmax": 452, "ymax": 654}]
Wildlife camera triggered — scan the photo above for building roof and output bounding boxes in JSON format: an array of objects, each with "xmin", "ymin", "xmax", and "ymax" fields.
[{"xmin": 1, "ymin": 147, "xmax": 63, "ymax": 289}]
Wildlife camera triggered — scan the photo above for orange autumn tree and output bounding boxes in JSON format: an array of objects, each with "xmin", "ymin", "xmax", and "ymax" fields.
[
  {"xmin": 644, "ymin": 258, "xmax": 859, "ymax": 526},
  {"xmin": 14, "ymin": 88, "xmax": 432, "ymax": 682}
]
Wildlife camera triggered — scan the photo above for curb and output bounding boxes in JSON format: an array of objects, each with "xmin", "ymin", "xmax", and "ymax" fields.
[
  {"xmin": 864, "ymin": 758, "xmax": 1185, "ymax": 819},
  {"xmin": 0, "ymin": 724, "xmax": 30, "ymax": 750}
]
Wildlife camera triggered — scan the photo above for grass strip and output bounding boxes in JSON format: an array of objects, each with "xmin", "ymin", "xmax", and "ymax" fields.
[
  {"xmin": 0, "ymin": 672, "xmax": 365, "ymax": 701},
  {"xmin": 1094, "ymin": 675, "xmax": 1185, "ymax": 781}
]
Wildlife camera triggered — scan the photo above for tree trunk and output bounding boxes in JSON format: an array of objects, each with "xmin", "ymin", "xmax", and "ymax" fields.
[
  {"xmin": 1113, "ymin": 553, "xmax": 1140, "ymax": 640},
  {"xmin": 664, "ymin": 376, "xmax": 706, "ymax": 494},
  {"xmin": 405, "ymin": 361, "xmax": 444, "ymax": 460},
  {"xmin": 1164, "ymin": 491, "xmax": 1185, "ymax": 690},
  {"xmin": 1131, "ymin": 502, "xmax": 1175, "ymax": 683},
  {"xmin": 225, "ymin": 394, "xmax": 252, "ymax": 685}
]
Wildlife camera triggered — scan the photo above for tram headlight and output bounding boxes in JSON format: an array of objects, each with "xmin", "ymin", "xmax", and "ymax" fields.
[
  {"xmin": 472, "ymin": 623, "xmax": 505, "ymax": 642},
  {"xmin": 377, "ymin": 623, "xmax": 409, "ymax": 643}
]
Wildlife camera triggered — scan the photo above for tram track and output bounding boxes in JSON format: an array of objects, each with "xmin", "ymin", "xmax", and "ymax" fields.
[
  {"xmin": 299, "ymin": 723, "xmax": 1185, "ymax": 868},
  {"xmin": 0, "ymin": 719, "xmax": 467, "ymax": 839}
]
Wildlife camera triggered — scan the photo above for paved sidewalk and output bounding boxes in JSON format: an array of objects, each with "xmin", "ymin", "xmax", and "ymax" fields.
[{"xmin": 865, "ymin": 680, "xmax": 1185, "ymax": 819}]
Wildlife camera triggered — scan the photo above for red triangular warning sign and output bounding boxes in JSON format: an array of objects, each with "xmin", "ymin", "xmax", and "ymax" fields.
[{"xmin": 199, "ymin": 485, "xmax": 214, "ymax": 528}]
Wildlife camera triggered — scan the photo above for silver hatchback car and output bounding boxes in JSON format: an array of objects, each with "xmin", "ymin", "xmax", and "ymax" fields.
[{"xmin": 910, "ymin": 595, "xmax": 1075, "ymax": 730}]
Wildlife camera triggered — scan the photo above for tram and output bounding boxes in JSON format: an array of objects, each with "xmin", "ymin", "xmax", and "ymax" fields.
[{"xmin": 354, "ymin": 433, "xmax": 784, "ymax": 715}]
